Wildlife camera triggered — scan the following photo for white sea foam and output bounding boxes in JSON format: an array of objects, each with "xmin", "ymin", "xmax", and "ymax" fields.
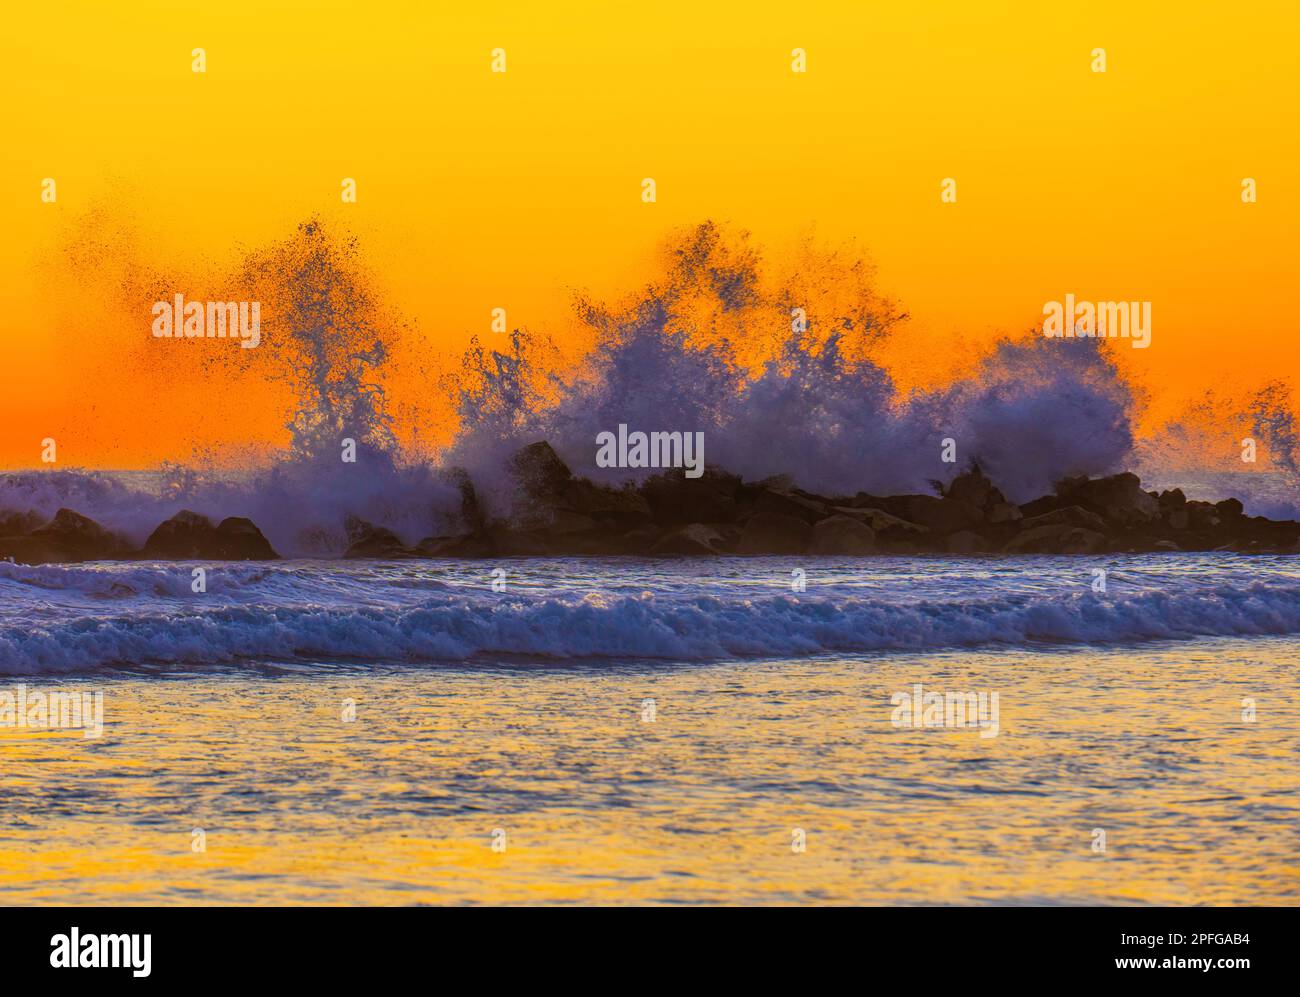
[
  {"xmin": 4, "ymin": 221, "xmax": 1296, "ymax": 550},
  {"xmin": 3, "ymin": 556, "xmax": 1299, "ymax": 673}
]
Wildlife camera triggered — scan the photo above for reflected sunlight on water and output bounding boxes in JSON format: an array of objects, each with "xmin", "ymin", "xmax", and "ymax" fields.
[{"xmin": 2, "ymin": 635, "xmax": 1296, "ymax": 905}]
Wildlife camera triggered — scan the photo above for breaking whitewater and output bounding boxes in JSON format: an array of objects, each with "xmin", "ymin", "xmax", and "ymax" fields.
[
  {"xmin": 3, "ymin": 219, "xmax": 1298, "ymax": 558},
  {"xmin": 3, "ymin": 220, "xmax": 1300, "ymax": 672}
]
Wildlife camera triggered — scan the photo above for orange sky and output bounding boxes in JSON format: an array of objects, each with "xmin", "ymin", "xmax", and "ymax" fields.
[{"xmin": 2, "ymin": 1, "xmax": 1297, "ymax": 469}]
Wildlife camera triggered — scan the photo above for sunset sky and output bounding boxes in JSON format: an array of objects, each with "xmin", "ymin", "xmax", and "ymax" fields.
[{"xmin": 2, "ymin": 0, "xmax": 1296, "ymax": 468}]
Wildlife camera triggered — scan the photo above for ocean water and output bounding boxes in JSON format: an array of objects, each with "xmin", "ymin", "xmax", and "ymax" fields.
[{"xmin": 1, "ymin": 554, "xmax": 1298, "ymax": 904}]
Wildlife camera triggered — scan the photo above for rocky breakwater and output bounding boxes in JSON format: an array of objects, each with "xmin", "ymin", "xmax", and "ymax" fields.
[{"xmin": 2, "ymin": 446, "xmax": 1297, "ymax": 564}]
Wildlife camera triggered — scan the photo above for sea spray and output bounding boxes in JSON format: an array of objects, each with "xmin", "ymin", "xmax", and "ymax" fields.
[
  {"xmin": 451, "ymin": 222, "xmax": 1136, "ymax": 501},
  {"xmin": 2, "ymin": 221, "xmax": 464, "ymax": 554},
  {"xmin": 4, "ymin": 219, "xmax": 1296, "ymax": 546}
]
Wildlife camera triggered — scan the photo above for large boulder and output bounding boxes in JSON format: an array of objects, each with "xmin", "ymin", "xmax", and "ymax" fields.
[
  {"xmin": 751, "ymin": 486, "xmax": 830, "ymax": 525},
  {"xmin": 486, "ymin": 527, "xmax": 553, "ymax": 556},
  {"xmin": 214, "ymin": 518, "xmax": 279, "ymax": 559},
  {"xmin": 1158, "ymin": 488, "xmax": 1187, "ymax": 509},
  {"xmin": 558, "ymin": 479, "xmax": 652, "ymax": 529},
  {"xmin": 944, "ymin": 465, "xmax": 1005, "ymax": 511},
  {"xmin": 1003, "ymin": 524, "xmax": 1107, "ymax": 555},
  {"xmin": 1021, "ymin": 505, "xmax": 1107, "ymax": 532},
  {"xmin": 0, "ymin": 536, "xmax": 61, "ymax": 564},
  {"xmin": 414, "ymin": 534, "xmax": 494, "ymax": 558},
  {"xmin": 1018, "ymin": 493, "xmax": 1063, "ymax": 519},
  {"xmin": 0, "ymin": 508, "xmax": 131, "ymax": 563},
  {"xmin": 649, "ymin": 523, "xmax": 730, "ymax": 556},
  {"xmin": 987, "ymin": 502, "xmax": 1023, "ymax": 524},
  {"xmin": 441, "ymin": 466, "xmax": 486, "ymax": 534},
  {"xmin": 736, "ymin": 512, "xmax": 811, "ymax": 555},
  {"xmin": 141, "ymin": 509, "xmax": 213, "ymax": 558},
  {"xmin": 1185, "ymin": 501, "xmax": 1222, "ymax": 530},
  {"xmin": 640, "ymin": 469, "xmax": 741, "ymax": 525},
  {"xmin": 946, "ymin": 530, "xmax": 989, "ymax": 554},
  {"xmin": 901, "ymin": 495, "xmax": 983, "ymax": 534},
  {"xmin": 29, "ymin": 509, "xmax": 131, "ymax": 560},
  {"xmin": 143, "ymin": 509, "xmax": 279, "ymax": 559},
  {"xmin": 341, "ymin": 515, "xmax": 408, "ymax": 558},
  {"xmin": 1215, "ymin": 497, "xmax": 1244, "ymax": 521},
  {"xmin": 1056, "ymin": 472, "xmax": 1159, "ymax": 526},
  {"xmin": 808, "ymin": 515, "xmax": 876, "ymax": 554},
  {"xmin": 833, "ymin": 506, "xmax": 928, "ymax": 538},
  {"xmin": 509, "ymin": 441, "xmax": 572, "ymax": 500},
  {"xmin": 1164, "ymin": 507, "xmax": 1190, "ymax": 530},
  {"xmin": 0, "ymin": 510, "xmax": 43, "ymax": 536},
  {"xmin": 506, "ymin": 441, "xmax": 652, "ymax": 533},
  {"xmin": 1156, "ymin": 488, "xmax": 1192, "ymax": 531},
  {"xmin": 540, "ymin": 509, "xmax": 601, "ymax": 536}
]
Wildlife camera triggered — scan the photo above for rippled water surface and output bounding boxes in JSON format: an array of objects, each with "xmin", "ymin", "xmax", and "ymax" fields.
[{"xmin": 1, "ymin": 556, "xmax": 1297, "ymax": 904}]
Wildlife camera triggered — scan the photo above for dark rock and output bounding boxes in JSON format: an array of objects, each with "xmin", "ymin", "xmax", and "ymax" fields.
[
  {"xmin": 505, "ymin": 454, "xmax": 653, "ymax": 538},
  {"xmin": 442, "ymin": 466, "xmax": 486, "ymax": 533},
  {"xmin": 138, "ymin": 514, "xmax": 278, "ymax": 561},
  {"xmin": 946, "ymin": 530, "xmax": 988, "ymax": 554},
  {"xmin": 0, "ymin": 536, "xmax": 70, "ymax": 564},
  {"xmin": 2, "ymin": 508, "xmax": 132, "ymax": 564},
  {"xmin": 1018, "ymin": 494, "xmax": 1062, "ymax": 519},
  {"xmin": 342, "ymin": 515, "xmax": 408, "ymax": 558},
  {"xmin": 847, "ymin": 491, "xmax": 889, "ymax": 509},
  {"xmin": 1056, "ymin": 472, "xmax": 1159, "ymax": 526},
  {"xmin": 945, "ymin": 465, "xmax": 1006, "ymax": 510},
  {"xmin": 752, "ymin": 486, "xmax": 830, "ymax": 525},
  {"xmin": 0, "ymin": 510, "xmax": 43, "ymax": 536},
  {"xmin": 756, "ymin": 473, "xmax": 796, "ymax": 492},
  {"xmin": 26, "ymin": 509, "xmax": 131, "ymax": 561},
  {"xmin": 1186, "ymin": 501, "xmax": 1222, "ymax": 530},
  {"xmin": 619, "ymin": 524, "xmax": 665, "ymax": 554},
  {"xmin": 987, "ymin": 502, "xmax": 1023, "ymax": 524},
  {"xmin": 486, "ymin": 527, "xmax": 553, "ymax": 556},
  {"xmin": 415, "ymin": 534, "xmax": 494, "ymax": 558},
  {"xmin": 641, "ymin": 469, "xmax": 741, "ymax": 525},
  {"xmin": 214, "ymin": 517, "xmax": 278, "ymax": 559},
  {"xmin": 1215, "ymin": 498, "xmax": 1244, "ymax": 520},
  {"xmin": 833, "ymin": 506, "xmax": 928, "ymax": 538},
  {"xmin": 18, "ymin": 454, "xmax": 1280, "ymax": 560},
  {"xmin": 901, "ymin": 495, "xmax": 982, "ymax": 534},
  {"xmin": 1021, "ymin": 505, "xmax": 1107, "ymax": 532},
  {"xmin": 649, "ymin": 523, "xmax": 730, "ymax": 556},
  {"xmin": 1158, "ymin": 488, "xmax": 1186, "ymax": 509},
  {"xmin": 142, "ymin": 510, "xmax": 214, "ymax": 558},
  {"xmin": 558, "ymin": 479, "xmax": 652, "ymax": 528},
  {"xmin": 1003, "ymin": 524, "xmax": 1107, "ymax": 554},
  {"xmin": 546, "ymin": 526, "xmax": 638, "ymax": 556},
  {"xmin": 808, "ymin": 515, "xmax": 876, "ymax": 554},
  {"xmin": 737, "ymin": 512, "xmax": 811, "ymax": 555},
  {"xmin": 541, "ymin": 510, "xmax": 602, "ymax": 535},
  {"xmin": 509, "ymin": 441, "xmax": 572, "ymax": 500}
]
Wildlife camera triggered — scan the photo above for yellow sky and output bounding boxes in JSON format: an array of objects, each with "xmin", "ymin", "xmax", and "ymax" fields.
[{"xmin": 2, "ymin": 0, "xmax": 1297, "ymax": 467}]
